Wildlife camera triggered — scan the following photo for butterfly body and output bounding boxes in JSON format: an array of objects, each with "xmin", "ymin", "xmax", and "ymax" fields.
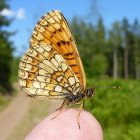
[{"xmin": 65, "ymin": 87, "xmax": 95, "ymax": 103}]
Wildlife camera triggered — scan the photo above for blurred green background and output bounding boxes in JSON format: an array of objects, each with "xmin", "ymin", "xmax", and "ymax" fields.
[{"xmin": 0, "ymin": 0, "xmax": 140, "ymax": 140}]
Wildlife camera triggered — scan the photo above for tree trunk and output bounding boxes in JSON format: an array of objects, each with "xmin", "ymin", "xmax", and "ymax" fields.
[
  {"xmin": 124, "ymin": 47, "xmax": 129, "ymax": 79},
  {"xmin": 134, "ymin": 40, "xmax": 140, "ymax": 80},
  {"xmin": 135, "ymin": 64, "xmax": 140, "ymax": 80},
  {"xmin": 113, "ymin": 47, "xmax": 118, "ymax": 79}
]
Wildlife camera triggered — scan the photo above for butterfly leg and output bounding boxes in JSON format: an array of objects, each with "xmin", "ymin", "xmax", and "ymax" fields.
[
  {"xmin": 51, "ymin": 100, "xmax": 66, "ymax": 120},
  {"xmin": 55, "ymin": 100, "xmax": 66, "ymax": 111},
  {"xmin": 77, "ymin": 101, "xmax": 84, "ymax": 129},
  {"xmin": 83, "ymin": 99, "xmax": 85, "ymax": 108}
]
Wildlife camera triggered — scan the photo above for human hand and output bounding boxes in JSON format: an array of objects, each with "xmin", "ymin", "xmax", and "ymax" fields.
[{"xmin": 25, "ymin": 108, "xmax": 103, "ymax": 140}]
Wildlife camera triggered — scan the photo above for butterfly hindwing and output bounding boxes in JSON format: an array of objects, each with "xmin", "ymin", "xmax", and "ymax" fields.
[{"xmin": 19, "ymin": 44, "xmax": 81, "ymax": 98}]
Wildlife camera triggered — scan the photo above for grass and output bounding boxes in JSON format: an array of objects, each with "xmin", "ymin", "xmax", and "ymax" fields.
[
  {"xmin": 0, "ymin": 86, "xmax": 17, "ymax": 111},
  {"xmin": 0, "ymin": 95, "xmax": 12, "ymax": 111},
  {"xmin": 85, "ymin": 79, "xmax": 140, "ymax": 140}
]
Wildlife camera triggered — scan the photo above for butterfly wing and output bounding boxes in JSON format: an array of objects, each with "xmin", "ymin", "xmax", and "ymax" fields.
[
  {"xmin": 19, "ymin": 44, "xmax": 81, "ymax": 98},
  {"xmin": 30, "ymin": 10, "xmax": 86, "ymax": 90}
]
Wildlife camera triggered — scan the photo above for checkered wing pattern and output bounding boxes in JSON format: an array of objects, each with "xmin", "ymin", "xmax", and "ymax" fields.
[{"xmin": 19, "ymin": 10, "xmax": 86, "ymax": 99}]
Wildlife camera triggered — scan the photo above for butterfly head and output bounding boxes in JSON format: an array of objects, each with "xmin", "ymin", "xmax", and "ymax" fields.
[{"xmin": 85, "ymin": 87, "xmax": 95, "ymax": 98}]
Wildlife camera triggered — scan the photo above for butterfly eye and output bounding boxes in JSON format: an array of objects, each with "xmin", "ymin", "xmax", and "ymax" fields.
[{"xmin": 86, "ymin": 88, "xmax": 95, "ymax": 98}]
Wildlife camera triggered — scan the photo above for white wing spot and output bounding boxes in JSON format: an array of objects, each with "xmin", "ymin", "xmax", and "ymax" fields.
[
  {"xmin": 44, "ymin": 45, "xmax": 52, "ymax": 52},
  {"xmin": 61, "ymin": 62, "xmax": 68, "ymax": 71},
  {"xmin": 55, "ymin": 54, "xmax": 63, "ymax": 63},
  {"xmin": 55, "ymin": 85, "xmax": 63, "ymax": 92},
  {"xmin": 25, "ymin": 88, "xmax": 37, "ymax": 95},
  {"xmin": 36, "ymin": 45, "xmax": 45, "ymax": 53},
  {"xmin": 39, "ymin": 63, "xmax": 54, "ymax": 74},
  {"xmin": 19, "ymin": 79, "xmax": 26, "ymax": 86},
  {"xmin": 43, "ymin": 60, "xmax": 57, "ymax": 71},
  {"xmin": 40, "ymin": 90, "xmax": 49, "ymax": 95},
  {"xmin": 57, "ymin": 76, "xmax": 63, "ymax": 82},
  {"xmin": 33, "ymin": 81, "xmax": 41, "ymax": 88},
  {"xmin": 68, "ymin": 77, "xmax": 75, "ymax": 85},
  {"xmin": 51, "ymin": 58, "xmax": 59, "ymax": 68}
]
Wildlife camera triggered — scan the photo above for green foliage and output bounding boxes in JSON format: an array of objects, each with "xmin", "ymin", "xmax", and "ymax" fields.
[
  {"xmin": 10, "ymin": 57, "xmax": 20, "ymax": 82},
  {"xmin": 0, "ymin": 94, "xmax": 13, "ymax": 111},
  {"xmin": 70, "ymin": 15, "xmax": 140, "ymax": 80},
  {"xmin": 84, "ymin": 79, "xmax": 140, "ymax": 140},
  {"xmin": 0, "ymin": 0, "xmax": 14, "ymax": 94},
  {"xmin": 91, "ymin": 54, "xmax": 108, "ymax": 78},
  {"xmin": 0, "ymin": 32, "xmax": 14, "ymax": 93},
  {"xmin": 0, "ymin": 0, "xmax": 10, "ymax": 26},
  {"xmin": 71, "ymin": 17, "xmax": 107, "ymax": 79}
]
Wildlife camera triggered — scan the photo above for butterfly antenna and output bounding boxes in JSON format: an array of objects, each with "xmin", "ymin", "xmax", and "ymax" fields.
[
  {"xmin": 90, "ymin": 75, "xmax": 109, "ymax": 88},
  {"xmin": 89, "ymin": 75, "xmax": 120, "ymax": 89},
  {"xmin": 95, "ymin": 85, "xmax": 120, "ymax": 89}
]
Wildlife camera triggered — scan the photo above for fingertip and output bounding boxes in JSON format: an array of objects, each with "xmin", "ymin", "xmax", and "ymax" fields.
[{"xmin": 25, "ymin": 108, "xmax": 103, "ymax": 140}]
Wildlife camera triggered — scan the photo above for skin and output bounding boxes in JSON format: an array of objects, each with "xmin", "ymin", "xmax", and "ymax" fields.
[{"xmin": 25, "ymin": 108, "xmax": 103, "ymax": 140}]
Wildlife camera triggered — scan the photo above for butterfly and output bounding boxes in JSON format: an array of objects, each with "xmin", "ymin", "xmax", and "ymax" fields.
[{"xmin": 18, "ymin": 10, "xmax": 95, "ymax": 128}]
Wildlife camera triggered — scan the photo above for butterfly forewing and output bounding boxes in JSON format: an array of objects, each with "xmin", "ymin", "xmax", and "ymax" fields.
[{"xmin": 30, "ymin": 10, "xmax": 86, "ymax": 90}]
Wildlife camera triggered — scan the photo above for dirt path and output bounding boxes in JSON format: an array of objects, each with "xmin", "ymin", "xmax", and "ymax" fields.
[
  {"xmin": 0, "ymin": 84, "xmax": 63, "ymax": 140},
  {"xmin": 0, "ymin": 86, "xmax": 31, "ymax": 140}
]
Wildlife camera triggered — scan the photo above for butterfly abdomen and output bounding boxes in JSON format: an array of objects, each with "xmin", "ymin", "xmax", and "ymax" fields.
[{"xmin": 65, "ymin": 92, "xmax": 85, "ymax": 103}]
